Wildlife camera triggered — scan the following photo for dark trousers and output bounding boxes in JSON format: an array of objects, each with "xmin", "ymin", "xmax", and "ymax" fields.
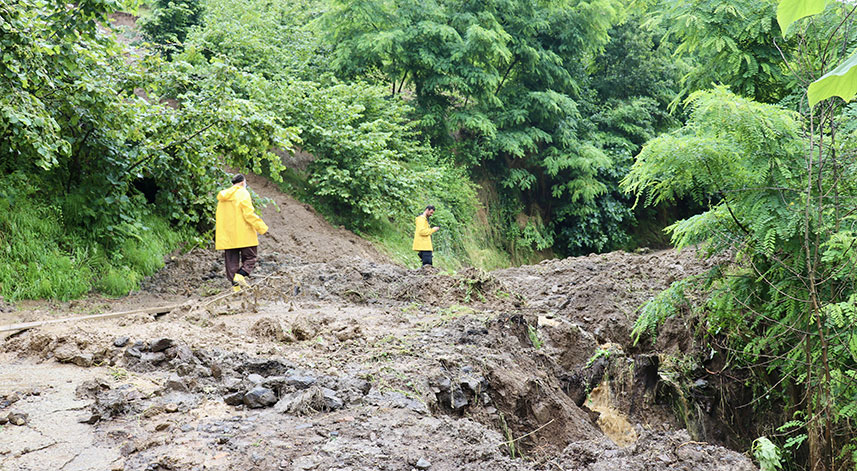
[
  {"xmin": 418, "ymin": 250, "xmax": 433, "ymax": 266},
  {"xmin": 225, "ymin": 246, "xmax": 258, "ymax": 283}
]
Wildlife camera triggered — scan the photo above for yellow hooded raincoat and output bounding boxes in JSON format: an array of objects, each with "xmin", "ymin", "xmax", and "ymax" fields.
[
  {"xmin": 412, "ymin": 214, "xmax": 437, "ymax": 251},
  {"xmin": 215, "ymin": 185, "xmax": 268, "ymax": 250}
]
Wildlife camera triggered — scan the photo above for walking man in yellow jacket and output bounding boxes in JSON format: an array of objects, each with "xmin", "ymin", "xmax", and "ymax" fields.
[
  {"xmin": 412, "ymin": 205, "xmax": 440, "ymax": 266},
  {"xmin": 215, "ymin": 174, "xmax": 268, "ymax": 291}
]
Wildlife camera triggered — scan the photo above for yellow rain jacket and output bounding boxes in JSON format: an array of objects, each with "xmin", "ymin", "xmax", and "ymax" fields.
[
  {"xmin": 215, "ymin": 185, "xmax": 268, "ymax": 250},
  {"xmin": 412, "ymin": 215, "xmax": 437, "ymax": 251}
]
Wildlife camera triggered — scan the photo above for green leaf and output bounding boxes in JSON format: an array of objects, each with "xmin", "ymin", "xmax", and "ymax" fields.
[
  {"xmin": 808, "ymin": 51, "xmax": 857, "ymax": 107},
  {"xmin": 777, "ymin": 0, "xmax": 830, "ymax": 36}
]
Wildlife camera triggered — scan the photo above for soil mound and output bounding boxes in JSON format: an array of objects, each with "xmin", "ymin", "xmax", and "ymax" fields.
[{"xmin": 143, "ymin": 172, "xmax": 393, "ymax": 296}]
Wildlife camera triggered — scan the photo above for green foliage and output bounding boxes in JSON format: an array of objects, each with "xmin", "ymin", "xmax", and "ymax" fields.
[
  {"xmin": 656, "ymin": 0, "xmax": 792, "ymax": 104},
  {"xmin": 631, "ymin": 278, "xmax": 692, "ymax": 345},
  {"xmin": 527, "ymin": 324, "xmax": 542, "ymax": 350},
  {"xmin": 753, "ymin": 437, "xmax": 783, "ymax": 471},
  {"xmin": 0, "ymin": 0, "xmax": 297, "ymax": 300},
  {"xmin": 776, "ymin": 0, "xmax": 830, "ymax": 35},
  {"xmin": 624, "ymin": 85, "xmax": 857, "ymax": 468},
  {"xmin": 323, "ymin": 0, "xmax": 636, "ymax": 256},
  {"xmin": 139, "ymin": 0, "xmax": 204, "ymax": 56}
]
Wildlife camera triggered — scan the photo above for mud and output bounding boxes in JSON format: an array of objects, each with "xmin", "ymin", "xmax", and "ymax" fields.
[{"xmin": 0, "ymin": 173, "xmax": 755, "ymax": 471}]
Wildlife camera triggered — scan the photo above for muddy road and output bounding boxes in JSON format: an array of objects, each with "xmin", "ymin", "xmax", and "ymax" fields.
[{"xmin": 0, "ymin": 175, "xmax": 756, "ymax": 471}]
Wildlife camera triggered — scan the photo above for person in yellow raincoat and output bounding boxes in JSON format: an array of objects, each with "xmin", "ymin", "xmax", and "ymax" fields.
[
  {"xmin": 215, "ymin": 174, "xmax": 268, "ymax": 291},
  {"xmin": 412, "ymin": 205, "xmax": 439, "ymax": 266}
]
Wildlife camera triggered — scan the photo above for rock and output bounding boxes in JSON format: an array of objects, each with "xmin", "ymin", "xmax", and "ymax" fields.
[
  {"xmin": 78, "ymin": 412, "xmax": 101, "ymax": 424},
  {"xmin": 75, "ymin": 379, "xmax": 110, "ymax": 399},
  {"xmin": 451, "ymin": 387, "xmax": 469, "ymax": 410},
  {"xmin": 113, "ymin": 337, "xmax": 129, "ymax": 348},
  {"xmin": 210, "ymin": 363, "xmax": 223, "ymax": 380},
  {"xmin": 53, "ymin": 343, "xmax": 81, "ymax": 363},
  {"xmin": 223, "ymin": 392, "xmax": 244, "ymax": 406},
  {"xmin": 461, "ymin": 375, "xmax": 483, "ymax": 394},
  {"xmin": 415, "ymin": 458, "xmax": 432, "ymax": 469},
  {"xmin": 120, "ymin": 442, "xmax": 137, "ymax": 456},
  {"xmin": 143, "ymin": 404, "xmax": 166, "ymax": 418},
  {"xmin": 244, "ymin": 387, "xmax": 277, "ymax": 408},
  {"xmin": 175, "ymin": 345, "xmax": 194, "ymax": 363},
  {"xmin": 247, "ymin": 374, "xmax": 265, "ymax": 385},
  {"xmin": 321, "ymin": 388, "xmax": 343, "ymax": 410},
  {"xmin": 124, "ymin": 346, "xmax": 142, "ymax": 359},
  {"xmin": 140, "ymin": 352, "xmax": 166, "ymax": 364},
  {"xmin": 155, "ymin": 422, "xmax": 170, "ymax": 431},
  {"xmin": 0, "ymin": 416, "xmax": 7, "ymax": 425},
  {"xmin": 165, "ymin": 374, "xmax": 188, "ymax": 393},
  {"xmin": 7, "ymin": 411, "xmax": 27, "ymax": 426},
  {"xmin": 1, "ymin": 392, "xmax": 20, "ymax": 408},
  {"xmin": 292, "ymin": 455, "xmax": 319, "ymax": 470},
  {"xmin": 165, "ymin": 403, "xmax": 179, "ymax": 413},
  {"xmin": 176, "ymin": 363, "xmax": 195, "ymax": 376},
  {"xmin": 223, "ymin": 377, "xmax": 243, "ymax": 391},
  {"xmin": 286, "ymin": 375, "xmax": 317, "ymax": 389},
  {"xmin": 150, "ymin": 338, "xmax": 175, "ymax": 352},
  {"xmin": 431, "ymin": 376, "xmax": 451, "ymax": 393},
  {"xmin": 180, "ymin": 424, "xmax": 194, "ymax": 432}
]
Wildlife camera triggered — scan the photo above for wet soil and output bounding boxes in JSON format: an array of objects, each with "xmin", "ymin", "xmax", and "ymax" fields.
[{"xmin": 0, "ymin": 174, "xmax": 755, "ymax": 471}]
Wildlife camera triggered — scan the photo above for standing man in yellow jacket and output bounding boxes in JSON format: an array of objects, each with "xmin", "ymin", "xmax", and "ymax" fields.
[
  {"xmin": 215, "ymin": 174, "xmax": 268, "ymax": 291},
  {"xmin": 412, "ymin": 205, "xmax": 440, "ymax": 266}
]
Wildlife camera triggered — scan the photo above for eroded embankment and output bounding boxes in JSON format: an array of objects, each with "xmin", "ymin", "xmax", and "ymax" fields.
[{"xmin": 1, "ymin": 246, "xmax": 756, "ymax": 471}]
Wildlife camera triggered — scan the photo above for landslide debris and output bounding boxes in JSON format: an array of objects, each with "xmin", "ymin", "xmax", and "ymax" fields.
[{"xmin": 0, "ymin": 173, "xmax": 754, "ymax": 471}]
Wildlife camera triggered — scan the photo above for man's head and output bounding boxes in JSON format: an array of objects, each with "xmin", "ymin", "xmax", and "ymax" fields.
[
  {"xmin": 232, "ymin": 174, "xmax": 246, "ymax": 186},
  {"xmin": 424, "ymin": 205, "xmax": 435, "ymax": 217}
]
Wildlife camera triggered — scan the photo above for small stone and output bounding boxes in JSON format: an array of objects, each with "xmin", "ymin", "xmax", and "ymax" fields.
[
  {"xmin": 451, "ymin": 387, "xmax": 469, "ymax": 410},
  {"xmin": 114, "ymin": 337, "xmax": 130, "ymax": 348},
  {"xmin": 140, "ymin": 352, "xmax": 166, "ymax": 364},
  {"xmin": 210, "ymin": 363, "xmax": 223, "ymax": 380},
  {"xmin": 247, "ymin": 374, "xmax": 265, "ymax": 385},
  {"xmin": 165, "ymin": 403, "xmax": 179, "ymax": 413},
  {"xmin": 150, "ymin": 338, "xmax": 175, "ymax": 352},
  {"xmin": 321, "ymin": 388, "xmax": 343, "ymax": 411},
  {"xmin": 244, "ymin": 387, "xmax": 277, "ymax": 409},
  {"xmin": 223, "ymin": 392, "xmax": 244, "ymax": 406},
  {"xmin": 164, "ymin": 374, "xmax": 188, "ymax": 393},
  {"xmin": 415, "ymin": 458, "xmax": 432, "ymax": 469},
  {"xmin": 0, "ymin": 416, "xmax": 8, "ymax": 425},
  {"xmin": 120, "ymin": 442, "xmax": 137, "ymax": 456},
  {"xmin": 7, "ymin": 412, "xmax": 28, "ymax": 426},
  {"xmin": 175, "ymin": 345, "xmax": 194, "ymax": 363},
  {"xmin": 78, "ymin": 412, "xmax": 101, "ymax": 424},
  {"xmin": 176, "ymin": 363, "xmax": 195, "ymax": 376},
  {"xmin": 180, "ymin": 424, "xmax": 193, "ymax": 432},
  {"xmin": 155, "ymin": 422, "xmax": 170, "ymax": 431},
  {"xmin": 143, "ymin": 405, "xmax": 166, "ymax": 418}
]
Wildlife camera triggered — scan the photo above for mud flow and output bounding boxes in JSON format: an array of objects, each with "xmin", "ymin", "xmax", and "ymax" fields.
[{"xmin": 0, "ymin": 174, "xmax": 756, "ymax": 471}]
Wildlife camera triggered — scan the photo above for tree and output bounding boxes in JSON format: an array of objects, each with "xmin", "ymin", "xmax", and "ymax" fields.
[{"xmin": 323, "ymin": 0, "xmax": 625, "ymax": 256}]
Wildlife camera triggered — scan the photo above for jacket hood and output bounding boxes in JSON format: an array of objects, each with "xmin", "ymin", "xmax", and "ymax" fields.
[{"xmin": 217, "ymin": 185, "xmax": 242, "ymax": 202}]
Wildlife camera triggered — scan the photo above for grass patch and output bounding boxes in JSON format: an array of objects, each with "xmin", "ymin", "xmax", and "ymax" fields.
[{"xmin": 0, "ymin": 196, "xmax": 187, "ymax": 300}]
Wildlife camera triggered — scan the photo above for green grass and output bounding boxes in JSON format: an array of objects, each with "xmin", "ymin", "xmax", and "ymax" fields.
[{"xmin": 0, "ymin": 197, "xmax": 186, "ymax": 300}]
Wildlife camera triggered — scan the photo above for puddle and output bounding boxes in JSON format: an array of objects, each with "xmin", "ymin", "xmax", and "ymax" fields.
[{"xmin": 587, "ymin": 380, "xmax": 638, "ymax": 447}]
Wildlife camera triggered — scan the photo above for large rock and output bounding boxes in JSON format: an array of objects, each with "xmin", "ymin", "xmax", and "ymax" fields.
[{"xmin": 244, "ymin": 387, "xmax": 277, "ymax": 408}]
